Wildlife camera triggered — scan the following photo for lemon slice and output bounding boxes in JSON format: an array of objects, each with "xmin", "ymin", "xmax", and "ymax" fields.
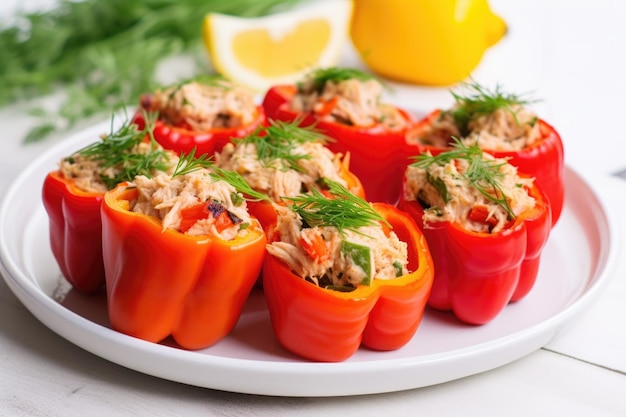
[{"xmin": 203, "ymin": 0, "xmax": 353, "ymax": 91}]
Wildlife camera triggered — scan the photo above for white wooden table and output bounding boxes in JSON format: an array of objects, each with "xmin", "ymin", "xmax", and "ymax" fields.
[{"xmin": 1, "ymin": 1, "xmax": 625, "ymax": 415}]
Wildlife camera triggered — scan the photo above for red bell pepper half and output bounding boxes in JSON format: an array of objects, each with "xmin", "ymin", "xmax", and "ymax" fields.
[
  {"xmin": 41, "ymin": 115, "xmax": 171, "ymax": 294},
  {"xmin": 132, "ymin": 108, "xmax": 264, "ymax": 157},
  {"xmin": 399, "ymin": 177, "xmax": 551, "ymax": 325},
  {"xmin": 262, "ymin": 84, "xmax": 414, "ymax": 204},
  {"xmin": 262, "ymin": 202, "xmax": 434, "ymax": 362},
  {"xmin": 133, "ymin": 77, "xmax": 265, "ymax": 156},
  {"xmin": 42, "ymin": 171, "xmax": 105, "ymax": 294},
  {"xmin": 404, "ymin": 83, "xmax": 565, "ymax": 227}
]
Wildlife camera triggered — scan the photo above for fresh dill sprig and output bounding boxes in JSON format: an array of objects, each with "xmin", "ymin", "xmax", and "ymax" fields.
[
  {"xmin": 1, "ymin": 0, "xmax": 304, "ymax": 143},
  {"xmin": 171, "ymin": 149, "xmax": 270, "ymax": 202},
  {"xmin": 235, "ymin": 118, "xmax": 329, "ymax": 172},
  {"xmin": 209, "ymin": 166, "xmax": 271, "ymax": 202},
  {"xmin": 301, "ymin": 67, "xmax": 380, "ymax": 94},
  {"xmin": 73, "ymin": 110, "xmax": 171, "ymax": 190},
  {"xmin": 283, "ymin": 179, "xmax": 390, "ymax": 233},
  {"xmin": 449, "ymin": 81, "xmax": 538, "ymax": 136},
  {"xmin": 411, "ymin": 139, "xmax": 516, "ymax": 219},
  {"xmin": 171, "ymin": 148, "xmax": 214, "ymax": 177}
]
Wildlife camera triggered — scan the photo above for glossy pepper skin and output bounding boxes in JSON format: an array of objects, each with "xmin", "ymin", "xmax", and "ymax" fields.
[
  {"xmin": 131, "ymin": 104, "xmax": 265, "ymax": 157},
  {"xmin": 262, "ymin": 203, "xmax": 434, "ymax": 362},
  {"xmin": 262, "ymin": 85, "xmax": 414, "ymax": 204},
  {"xmin": 406, "ymin": 109, "xmax": 565, "ymax": 226},
  {"xmin": 101, "ymin": 183, "xmax": 267, "ymax": 349},
  {"xmin": 42, "ymin": 171, "xmax": 105, "ymax": 294},
  {"xmin": 399, "ymin": 179, "xmax": 551, "ymax": 325}
]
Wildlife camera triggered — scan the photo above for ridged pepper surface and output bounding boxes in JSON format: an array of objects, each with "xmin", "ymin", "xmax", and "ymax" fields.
[
  {"xmin": 399, "ymin": 179, "xmax": 551, "ymax": 324},
  {"xmin": 42, "ymin": 171, "xmax": 105, "ymax": 294},
  {"xmin": 262, "ymin": 203, "xmax": 434, "ymax": 362},
  {"xmin": 101, "ymin": 183, "xmax": 267, "ymax": 349}
]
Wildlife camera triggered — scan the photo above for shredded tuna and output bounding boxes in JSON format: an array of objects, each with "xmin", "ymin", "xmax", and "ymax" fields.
[
  {"xmin": 142, "ymin": 80, "xmax": 258, "ymax": 131},
  {"xmin": 130, "ymin": 169, "xmax": 253, "ymax": 240},
  {"xmin": 215, "ymin": 141, "xmax": 351, "ymax": 202},
  {"xmin": 462, "ymin": 105, "xmax": 542, "ymax": 151},
  {"xmin": 266, "ymin": 206, "xmax": 408, "ymax": 288},
  {"xmin": 291, "ymin": 78, "xmax": 407, "ymax": 131},
  {"xmin": 414, "ymin": 105, "xmax": 541, "ymax": 151},
  {"xmin": 60, "ymin": 155, "xmax": 109, "ymax": 193},
  {"xmin": 410, "ymin": 112, "xmax": 462, "ymax": 148},
  {"xmin": 404, "ymin": 152, "xmax": 536, "ymax": 233}
]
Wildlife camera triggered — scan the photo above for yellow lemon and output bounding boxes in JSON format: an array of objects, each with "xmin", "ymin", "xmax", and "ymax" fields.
[
  {"xmin": 203, "ymin": 0, "xmax": 353, "ymax": 91},
  {"xmin": 351, "ymin": 0, "xmax": 507, "ymax": 86}
]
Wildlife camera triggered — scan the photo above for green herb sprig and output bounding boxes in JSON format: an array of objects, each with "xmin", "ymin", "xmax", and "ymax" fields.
[
  {"xmin": 283, "ymin": 179, "xmax": 389, "ymax": 233},
  {"xmin": 1, "ymin": 0, "xmax": 303, "ymax": 143},
  {"xmin": 449, "ymin": 81, "xmax": 537, "ymax": 136},
  {"xmin": 172, "ymin": 148, "xmax": 270, "ymax": 202},
  {"xmin": 209, "ymin": 166, "xmax": 271, "ymax": 202},
  {"xmin": 411, "ymin": 139, "xmax": 516, "ymax": 219},
  {"xmin": 74, "ymin": 110, "xmax": 170, "ymax": 189},
  {"xmin": 171, "ymin": 147, "xmax": 214, "ymax": 177},
  {"xmin": 235, "ymin": 118, "xmax": 329, "ymax": 172}
]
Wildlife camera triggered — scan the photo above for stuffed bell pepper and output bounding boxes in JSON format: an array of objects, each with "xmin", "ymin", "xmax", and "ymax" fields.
[
  {"xmin": 101, "ymin": 155, "xmax": 267, "ymax": 349},
  {"xmin": 405, "ymin": 81, "xmax": 564, "ymax": 226},
  {"xmin": 215, "ymin": 119, "xmax": 365, "ymax": 229},
  {"xmin": 399, "ymin": 140, "xmax": 551, "ymax": 325},
  {"xmin": 262, "ymin": 67, "xmax": 414, "ymax": 204},
  {"xmin": 133, "ymin": 75, "xmax": 265, "ymax": 156},
  {"xmin": 42, "ymin": 113, "xmax": 175, "ymax": 293},
  {"xmin": 263, "ymin": 180, "xmax": 434, "ymax": 362}
]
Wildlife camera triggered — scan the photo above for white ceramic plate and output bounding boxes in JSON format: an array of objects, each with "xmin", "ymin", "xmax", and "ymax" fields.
[{"xmin": 0, "ymin": 121, "xmax": 619, "ymax": 397}]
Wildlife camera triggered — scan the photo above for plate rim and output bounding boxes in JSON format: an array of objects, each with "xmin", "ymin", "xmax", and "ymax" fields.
[{"xmin": 0, "ymin": 119, "xmax": 620, "ymax": 397}]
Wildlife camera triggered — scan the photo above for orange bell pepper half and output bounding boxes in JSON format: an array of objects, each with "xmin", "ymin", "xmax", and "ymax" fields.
[
  {"xmin": 262, "ymin": 203, "xmax": 434, "ymax": 362},
  {"xmin": 101, "ymin": 183, "xmax": 267, "ymax": 350}
]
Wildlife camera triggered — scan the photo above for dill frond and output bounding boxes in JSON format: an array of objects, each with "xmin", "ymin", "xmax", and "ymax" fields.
[
  {"xmin": 74, "ymin": 110, "xmax": 171, "ymax": 189},
  {"xmin": 411, "ymin": 138, "xmax": 516, "ymax": 219},
  {"xmin": 235, "ymin": 118, "xmax": 329, "ymax": 172},
  {"xmin": 449, "ymin": 81, "xmax": 538, "ymax": 136},
  {"xmin": 283, "ymin": 179, "xmax": 389, "ymax": 233}
]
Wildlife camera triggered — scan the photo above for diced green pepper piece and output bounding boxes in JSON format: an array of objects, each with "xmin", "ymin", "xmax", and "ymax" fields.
[
  {"xmin": 427, "ymin": 172, "xmax": 449, "ymax": 203},
  {"xmin": 341, "ymin": 240, "xmax": 374, "ymax": 285},
  {"xmin": 392, "ymin": 261, "xmax": 404, "ymax": 277}
]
